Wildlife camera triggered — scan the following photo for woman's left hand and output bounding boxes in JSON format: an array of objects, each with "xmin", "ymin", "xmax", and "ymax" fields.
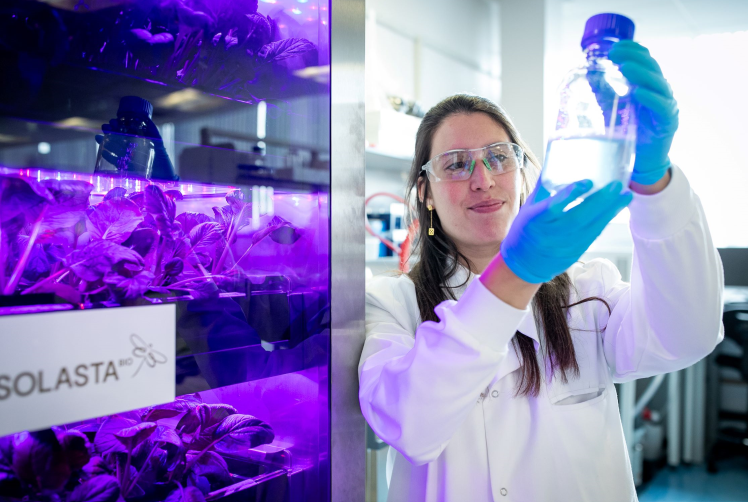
[{"xmin": 609, "ymin": 40, "xmax": 679, "ymax": 187}]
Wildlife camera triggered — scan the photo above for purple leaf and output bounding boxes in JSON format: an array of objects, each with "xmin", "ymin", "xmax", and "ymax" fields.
[
  {"xmin": 151, "ymin": 425, "xmax": 182, "ymax": 448},
  {"xmin": 162, "ymin": 235, "xmax": 190, "ymax": 263},
  {"xmin": 123, "ymin": 227, "xmax": 157, "ymax": 257},
  {"xmin": 103, "ymin": 187, "xmax": 128, "ymax": 201},
  {"xmin": 269, "ymin": 217, "xmax": 301, "ymax": 245},
  {"xmin": 175, "ymin": 212, "xmax": 211, "ymax": 235},
  {"xmin": 0, "ymin": 435, "xmax": 14, "ymax": 471},
  {"xmin": 59, "ymin": 430, "xmax": 91, "ymax": 470},
  {"xmin": 250, "ymin": 217, "xmax": 287, "ymax": 246},
  {"xmin": 66, "ymin": 241, "xmax": 144, "ymax": 282},
  {"xmin": 175, "ymin": 3, "xmax": 215, "ymax": 30},
  {"xmin": 1, "ymin": 215, "xmax": 25, "ymax": 251},
  {"xmin": 127, "ymin": 191, "xmax": 146, "ymax": 210},
  {"xmin": 245, "ymin": 13, "xmax": 271, "ymax": 48},
  {"xmin": 185, "ymin": 451, "xmax": 230, "ymax": 487},
  {"xmin": 164, "ymin": 257, "xmax": 184, "ymax": 277},
  {"xmin": 0, "ymin": 435, "xmax": 21, "ymax": 497},
  {"xmin": 189, "ymin": 222, "xmax": 222, "ymax": 256},
  {"xmin": 31, "ymin": 281, "xmax": 82, "ymax": 304},
  {"xmin": 68, "ymin": 474, "xmax": 120, "ymax": 502},
  {"xmin": 148, "ymin": 286, "xmax": 173, "ymax": 294},
  {"xmin": 186, "ymin": 471, "xmax": 210, "ymax": 495},
  {"xmin": 81, "ymin": 456, "xmax": 110, "ymax": 478},
  {"xmin": 12, "ymin": 430, "xmax": 71, "ymax": 491},
  {"xmin": 149, "ymin": 426, "xmax": 184, "ymax": 472},
  {"xmin": 186, "ymin": 280, "xmax": 220, "ymax": 300},
  {"xmin": 212, "ymin": 206, "xmax": 234, "ymax": 232},
  {"xmin": 93, "ymin": 416, "xmax": 137, "ymax": 455},
  {"xmin": 145, "ymin": 185, "xmax": 177, "ymax": 238},
  {"xmin": 258, "ymin": 38, "xmax": 315, "ymax": 62},
  {"xmin": 87, "ymin": 197, "xmax": 143, "ymax": 242},
  {"xmin": 19, "ymin": 239, "xmax": 50, "ymax": 281},
  {"xmin": 141, "ymin": 407, "xmax": 184, "ymax": 423},
  {"xmin": 141, "ymin": 393, "xmax": 202, "ymax": 422},
  {"xmin": 113, "ymin": 422, "xmax": 157, "ymax": 451},
  {"xmin": 165, "ymin": 189, "xmax": 184, "ymax": 201},
  {"xmin": 178, "ymin": 404, "xmax": 236, "ymax": 439},
  {"xmin": 0, "ymin": 175, "xmax": 53, "ymax": 225},
  {"xmin": 104, "ymin": 271, "xmax": 154, "ymax": 299},
  {"xmin": 210, "ymin": 414, "xmax": 274, "ymax": 449},
  {"xmin": 39, "ymin": 180, "xmax": 93, "ymax": 230},
  {"xmin": 225, "ymin": 189, "xmax": 246, "ymax": 212}
]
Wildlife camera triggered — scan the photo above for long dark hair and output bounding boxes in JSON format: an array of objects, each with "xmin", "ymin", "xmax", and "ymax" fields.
[{"xmin": 405, "ymin": 94, "xmax": 610, "ymax": 397}]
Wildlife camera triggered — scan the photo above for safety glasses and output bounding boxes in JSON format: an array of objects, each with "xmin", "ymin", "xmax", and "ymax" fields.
[{"xmin": 421, "ymin": 142, "xmax": 525, "ymax": 182}]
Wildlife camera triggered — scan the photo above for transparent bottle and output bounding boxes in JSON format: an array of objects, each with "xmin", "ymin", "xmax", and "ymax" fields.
[
  {"xmin": 542, "ymin": 13, "xmax": 637, "ymax": 196},
  {"xmin": 95, "ymin": 96, "xmax": 155, "ymax": 178}
]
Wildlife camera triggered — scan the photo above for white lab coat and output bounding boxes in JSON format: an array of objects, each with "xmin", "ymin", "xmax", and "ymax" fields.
[{"xmin": 359, "ymin": 165, "xmax": 724, "ymax": 502}]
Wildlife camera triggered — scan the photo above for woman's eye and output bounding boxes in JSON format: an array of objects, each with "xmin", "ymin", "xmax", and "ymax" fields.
[
  {"xmin": 445, "ymin": 162, "xmax": 466, "ymax": 172},
  {"xmin": 488, "ymin": 153, "xmax": 509, "ymax": 164}
]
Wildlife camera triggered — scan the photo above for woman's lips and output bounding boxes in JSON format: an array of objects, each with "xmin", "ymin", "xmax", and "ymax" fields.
[{"xmin": 469, "ymin": 201, "xmax": 504, "ymax": 213}]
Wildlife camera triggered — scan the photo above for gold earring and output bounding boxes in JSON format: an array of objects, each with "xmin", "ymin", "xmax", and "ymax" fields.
[{"xmin": 427, "ymin": 204, "xmax": 434, "ymax": 236}]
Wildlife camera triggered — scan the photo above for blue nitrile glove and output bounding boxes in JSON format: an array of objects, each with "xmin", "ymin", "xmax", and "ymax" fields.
[
  {"xmin": 500, "ymin": 179, "xmax": 633, "ymax": 284},
  {"xmin": 95, "ymin": 118, "xmax": 179, "ymax": 181},
  {"xmin": 609, "ymin": 40, "xmax": 679, "ymax": 185}
]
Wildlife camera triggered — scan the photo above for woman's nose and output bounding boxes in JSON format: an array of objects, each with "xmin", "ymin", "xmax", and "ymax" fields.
[{"xmin": 470, "ymin": 158, "xmax": 495, "ymax": 191}]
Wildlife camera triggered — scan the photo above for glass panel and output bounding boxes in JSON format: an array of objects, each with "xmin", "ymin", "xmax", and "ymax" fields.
[{"xmin": 0, "ymin": 0, "xmax": 330, "ymax": 500}]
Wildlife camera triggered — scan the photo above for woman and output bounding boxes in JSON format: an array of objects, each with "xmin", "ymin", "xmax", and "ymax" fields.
[{"xmin": 359, "ymin": 41, "xmax": 723, "ymax": 502}]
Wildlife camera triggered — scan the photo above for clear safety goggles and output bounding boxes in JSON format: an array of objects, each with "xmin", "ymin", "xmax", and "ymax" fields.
[{"xmin": 421, "ymin": 142, "xmax": 525, "ymax": 182}]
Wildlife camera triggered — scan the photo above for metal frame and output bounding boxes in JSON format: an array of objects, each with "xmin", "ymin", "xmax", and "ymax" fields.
[{"xmin": 330, "ymin": 0, "xmax": 367, "ymax": 501}]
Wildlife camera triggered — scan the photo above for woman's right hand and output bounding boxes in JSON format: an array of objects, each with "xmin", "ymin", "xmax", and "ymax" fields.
[{"xmin": 499, "ymin": 179, "xmax": 633, "ymax": 284}]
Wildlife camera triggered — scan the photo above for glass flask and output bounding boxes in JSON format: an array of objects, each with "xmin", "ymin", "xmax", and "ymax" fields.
[{"xmin": 542, "ymin": 13, "xmax": 637, "ymax": 196}]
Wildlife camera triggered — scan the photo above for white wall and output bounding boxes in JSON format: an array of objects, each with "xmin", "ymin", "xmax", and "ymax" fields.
[
  {"xmin": 366, "ymin": 0, "xmax": 501, "ymax": 111},
  {"xmin": 365, "ymin": 0, "xmax": 502, "ymax": 200}
]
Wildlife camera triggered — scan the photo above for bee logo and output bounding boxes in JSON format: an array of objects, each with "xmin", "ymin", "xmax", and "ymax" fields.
[{"xmin": 130, "ymin": 334, "xmax": 167, "ymax": 377}]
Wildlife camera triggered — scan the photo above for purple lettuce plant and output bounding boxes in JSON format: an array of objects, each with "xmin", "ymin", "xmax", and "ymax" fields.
[
  {"xmin": 0, "ymin": 174, "xmax": 301, "ymax": 305},
  {"xmin": 60, "ymin": 0, "xmax": 318, "ymax": 102},
  {"xmin": 0, "ymin": 394, "xmax": 274, "ymax": 502}
]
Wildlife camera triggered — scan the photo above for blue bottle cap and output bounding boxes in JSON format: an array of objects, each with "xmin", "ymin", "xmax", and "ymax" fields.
[
  {"xmin": 117, "ymin": 96, "xmax": 153, "ymax": 120},
  {"xmin": 581, "ymin": 13, "xmax": 635, "ymax": 50}
]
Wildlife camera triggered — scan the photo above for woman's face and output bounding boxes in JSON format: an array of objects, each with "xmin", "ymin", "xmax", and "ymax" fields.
[{"xmin": 422, "ymin": 112, "xmax": 523, "ymax": 255}]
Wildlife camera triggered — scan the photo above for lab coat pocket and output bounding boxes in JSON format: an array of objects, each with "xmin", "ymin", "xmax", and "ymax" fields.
[
  {"xmin": 544, "ymin": 326, "xmax": 610, "ymax": 406},
  {"xmin": 550, "ymin": 387, "xmax": 635, "ymax": 500}
]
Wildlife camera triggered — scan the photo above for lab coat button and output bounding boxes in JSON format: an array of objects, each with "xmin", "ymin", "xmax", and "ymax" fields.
[
  {"xmin": 500, "ymin": 488, "xmax": 508, "ymax": 496},
  {"xmin": 491, "ymin": 390, "xmax": 499, "ymax": 398}
]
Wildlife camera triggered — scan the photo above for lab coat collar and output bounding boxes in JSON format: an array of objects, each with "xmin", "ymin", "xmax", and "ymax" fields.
[{"xmin": 444, "ymin": 261, "xmax": 540, "ymax": 349}]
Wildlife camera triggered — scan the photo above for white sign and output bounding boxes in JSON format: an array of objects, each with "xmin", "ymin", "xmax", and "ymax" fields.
[{"xmin": 0, "ymin": 305, "xmax": 175, "ymax": 436}]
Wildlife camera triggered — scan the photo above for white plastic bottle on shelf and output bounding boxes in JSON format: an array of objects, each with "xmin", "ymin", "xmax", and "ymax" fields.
[{"xmin": 542, "ymin": 13, "xmax": 637, "ymax": 197}]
